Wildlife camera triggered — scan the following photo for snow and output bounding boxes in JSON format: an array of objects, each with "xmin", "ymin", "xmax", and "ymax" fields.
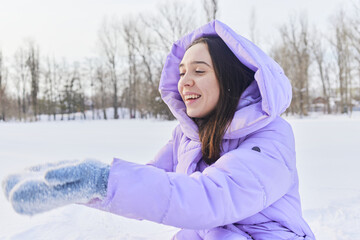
[{"xmin": 0, "ymin": 115, "xmax": 360, "ymax": 239}]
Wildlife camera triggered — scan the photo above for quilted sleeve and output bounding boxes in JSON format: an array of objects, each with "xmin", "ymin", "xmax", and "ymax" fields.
[{"xmin": 89, "ymin": 118, "xmax": 295, "ymax": 230}]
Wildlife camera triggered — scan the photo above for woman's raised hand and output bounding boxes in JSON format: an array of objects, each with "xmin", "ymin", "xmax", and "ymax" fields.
[{"xmin": 2, "ymin": 159, "xmax": 110, "ymax": 215}]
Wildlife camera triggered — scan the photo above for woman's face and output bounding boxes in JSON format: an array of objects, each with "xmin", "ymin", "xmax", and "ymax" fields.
[{"xmin": 178, "ymin": 43, "xmax": 220, "ymax": 118}]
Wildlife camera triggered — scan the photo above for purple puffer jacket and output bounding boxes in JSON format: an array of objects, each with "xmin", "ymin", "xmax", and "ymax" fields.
[{"xmin": 88, "ymin": 20, "xmax": 315, "ymax": 239}]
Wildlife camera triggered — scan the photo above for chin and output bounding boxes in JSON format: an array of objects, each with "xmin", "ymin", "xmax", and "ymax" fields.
[
  {"xmin": 186, "ymin": 111, "xmax": 199, "ymax": 118},
  {"xmin": 186, "ymin": 110, "xmax": 206, "ymax": 119}
]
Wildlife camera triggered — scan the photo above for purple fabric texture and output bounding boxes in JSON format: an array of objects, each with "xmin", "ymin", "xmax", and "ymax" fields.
[{"xmin": 87, "ymin": 20, "xmax": 315, "ymax": 239}]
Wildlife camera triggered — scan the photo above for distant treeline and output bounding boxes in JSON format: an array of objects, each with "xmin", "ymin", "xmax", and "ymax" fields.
[{"xmin": 0, "ymin": 0, "xmax": 360, "ymax": 122}]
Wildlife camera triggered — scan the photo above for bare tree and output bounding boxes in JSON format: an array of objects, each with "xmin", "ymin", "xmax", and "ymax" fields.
[
  {"xmin": 63, "ymin": 62, "xmax": 86, "ymax": 120},
  {"xmin": 83, "ymin": 58, "xmax": 96, "ymax": 120},
  {"xmin": 202, "ymin": 0, "xmax": 219, "ymax": 22},
  {"xmin": 0, "ymin": 49, "xmax": 9, "ymax": 121},
  {"xmin": 83, "ymin": 58, "xmax": 109, "ymax": 120},
  {"xmin": 57, "ymin": 59, "xmax": 69, "ymax": 120},
  {"xmin": 13, "ymin": 47, "xmax": 30, "ymax": 121},
  {"xmin": 131, "ymin": 22, "xmax": 162, "ymax": 118},
  {"xmin": 140, "ymin": 0, "xmax": 197, "ymax": 53},
  {"xmin": 94, "ymin": 60, "xmax": 108, "ymax": 120},
  {"xmin": 26, "ymin": 40, "xmax": 40, "ymax": 120},
  {"xmin": 43, "ymin": 57, "xmax": 53, "ymax": 120},
  {"xmin": 73, "ymin": 62, "xmax": 86, "ymax": 120},
  {"xmin": 277, "ymin": 14, "xmax": 311, "ymax": 116},
  {"xmin": 98, "ymin": 16, "xmax": 123, "ymax": 119},
  {"xmin": 311, "ymin": 29, "xmax": 332, "ymax": 113},
  {"xmin": 43, "ymin": 56, "xmax": 61, "ymax": 120},
  {"xmin": 330, "ymin": 9, "xmax": 353, "ymax": 114},
  {"xmin": 348, "ymin": 1, "xmax": 360, "ymax": 107},
  {"xmin": 122, "ymin": 18, "xmax": 139, "ymax": 118}
]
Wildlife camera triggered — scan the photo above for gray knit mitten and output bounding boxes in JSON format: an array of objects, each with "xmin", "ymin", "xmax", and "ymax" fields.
[{"xmin": 2, "ymin": 159, "xmax": 110, "ymax": 215}]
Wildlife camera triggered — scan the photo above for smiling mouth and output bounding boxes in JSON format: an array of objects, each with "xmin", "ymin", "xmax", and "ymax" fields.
[{"xmin": 184, "ymin": 94, "xmax": 201, "ymax": 101}]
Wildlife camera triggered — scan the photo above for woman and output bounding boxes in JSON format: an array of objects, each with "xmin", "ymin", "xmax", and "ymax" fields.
[{"xmin": 2, "ymin": 20, "xmax": 315, "ymax": 239}]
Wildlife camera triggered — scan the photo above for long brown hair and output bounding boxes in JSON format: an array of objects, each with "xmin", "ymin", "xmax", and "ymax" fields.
[{"xmin": 188, "ymin": 36, "xmax": 255, "ymax": 165}]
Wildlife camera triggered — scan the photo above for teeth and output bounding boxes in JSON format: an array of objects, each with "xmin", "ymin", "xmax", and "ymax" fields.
[{"xmin": 185, "ymin": 95, "xmax": 201, "ymax": 100}]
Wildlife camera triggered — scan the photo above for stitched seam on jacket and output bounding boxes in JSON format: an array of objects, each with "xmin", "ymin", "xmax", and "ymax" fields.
[
  {"xmin": 236, "ymin": 156, "xmax": 267, "ymax": 208},
  {"xmin": 273, "ymin": 144, "xmax": 291, "ymax": 170},
  {"xmin": 159, "ymin": 173, "xmax": 173, "ymax": 224},
  {"xmin": 271, "ymin": 142, "xmax": 295, "ymax": 186}
]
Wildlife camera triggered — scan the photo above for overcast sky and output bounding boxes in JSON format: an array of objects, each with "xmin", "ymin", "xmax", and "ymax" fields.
[{"xmin": 0, "ymin": 0, "xmax": 349, "ymax": 62}]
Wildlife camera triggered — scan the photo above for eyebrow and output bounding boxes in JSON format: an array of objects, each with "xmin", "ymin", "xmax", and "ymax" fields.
[{"xmin": 179, "ymin": 61, "xmax": 211, "ymax": 68}]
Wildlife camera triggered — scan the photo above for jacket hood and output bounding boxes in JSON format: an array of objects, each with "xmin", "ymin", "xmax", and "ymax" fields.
[{"xmin": 159, "ymin": 20, "xmax": 292, "ymax": 141}]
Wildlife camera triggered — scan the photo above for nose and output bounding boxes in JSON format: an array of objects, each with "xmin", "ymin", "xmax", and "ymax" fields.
[{"xmin": 179, "ymin": 73, "xmax": 194, "ymax": 88}]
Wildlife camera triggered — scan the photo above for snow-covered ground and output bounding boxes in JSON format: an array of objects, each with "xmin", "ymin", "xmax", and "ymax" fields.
[{"xmin": 0, "ymin": 115, "xmax": 359, "ymax": 239}]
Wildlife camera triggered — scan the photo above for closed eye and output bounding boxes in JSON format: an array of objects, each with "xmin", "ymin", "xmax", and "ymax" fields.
[{"xmin": 179, "ymin": 72, "xmax": 185, "ymax": 77}]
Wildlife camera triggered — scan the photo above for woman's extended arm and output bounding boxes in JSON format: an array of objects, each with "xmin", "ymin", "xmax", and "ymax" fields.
[{"xmin": 90, "ymin": 118, "xmax": 295, "ymax": 229}]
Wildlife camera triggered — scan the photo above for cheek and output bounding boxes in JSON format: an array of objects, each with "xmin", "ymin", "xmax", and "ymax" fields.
[
  {"xmin": 209, "ymin": 81, "xmax": 220, "ymax": 105},
  {"xmin": 177, "ymin": 82, "xmax": 182, "ymax": 96},
  {"xmin": 211, "ymin": 89, "xmax": 220, "ymax": 106}
]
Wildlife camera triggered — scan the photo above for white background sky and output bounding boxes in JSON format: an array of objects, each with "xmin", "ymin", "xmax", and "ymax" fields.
[{"xmin": 0, "ymin": 0, "xmax": 350, "ymax": 62}]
